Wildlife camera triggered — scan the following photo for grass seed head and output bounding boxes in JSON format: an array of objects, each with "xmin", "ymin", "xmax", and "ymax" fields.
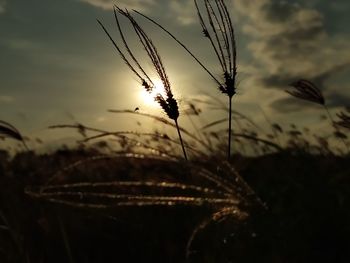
[
  {"xmin": 287, "ymin": 79, "xmax": 325, "ymax": 105},
  {"xmin": 142, "ymin": 79, "xmax": 153, "ymax": 93},
  {"xmin": 336, "ymin": 111, "xmax": 350, "ymax": 130},
  {"xmin": 155, "ymin": 94, "xmax": 179, "ymax": 120},
  {"xmin": 99, "ymin": 6, "xmax": 181, "ymax": 122},
  {"xmin": 194, "ymin": 0, "xmax": 237, "ymax": 97},
  {"xmin": 0, "ymin": 120, "xmax": 24, "ymax": 142}
]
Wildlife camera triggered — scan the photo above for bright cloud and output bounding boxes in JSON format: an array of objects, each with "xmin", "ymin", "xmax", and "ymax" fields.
[
  {"xmin": 78, "ymin": 0, "xmax": 155, "ymax": 12},
  {"xmin": 169, "ymin": 1, "xmax": 197, "ymax": 25}
]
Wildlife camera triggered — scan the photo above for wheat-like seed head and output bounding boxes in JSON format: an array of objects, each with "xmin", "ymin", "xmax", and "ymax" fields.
[
  {"xmin": 287, "ymin": 79, "xmax": 325, "ymax": 105},
  {"xmin": 194, "ymin": 0, "xmax": 237, "ymax": 98},
  {"xmin": 98, "ymin": 6, "xmax": 180, "ymax": 121}
]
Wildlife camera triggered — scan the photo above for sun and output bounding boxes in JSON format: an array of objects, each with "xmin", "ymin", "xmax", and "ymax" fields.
[{"xmin": 138, "ymin": 79, "xmax": 165, "ymax": 107}]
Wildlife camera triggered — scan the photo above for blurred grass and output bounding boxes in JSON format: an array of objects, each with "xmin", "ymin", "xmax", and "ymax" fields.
[{"xmin": 0, "ymin": 147, "xmax": 349, "ymax": 262}]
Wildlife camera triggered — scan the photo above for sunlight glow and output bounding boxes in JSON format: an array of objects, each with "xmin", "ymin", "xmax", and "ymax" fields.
[{"xmin": 138, "ymin": 79, "xmax": 166, "ymax": 108}]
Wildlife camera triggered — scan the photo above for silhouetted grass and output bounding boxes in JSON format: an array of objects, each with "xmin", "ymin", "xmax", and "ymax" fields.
[
  {"xmin": 97, "ymin": 6, "xmax": 188, "ymax": 160},
  {"xmin": 135, "ymin": 0, "xmax": 237, "ymax": 160}
]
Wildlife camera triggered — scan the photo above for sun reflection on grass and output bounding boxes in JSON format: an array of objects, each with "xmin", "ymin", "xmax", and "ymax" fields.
[{"xmin": 138, "ymin": 79, "xmax": 166, "ymax": 108}]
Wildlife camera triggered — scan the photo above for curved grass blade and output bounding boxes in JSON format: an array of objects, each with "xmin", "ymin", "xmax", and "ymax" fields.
[
  {"xmin": 186, "ymin": 206, "xmax": 246, "ymax": 259},
  {"xmin": 26, "ymin": 191, "xmax": 238, "ymax": 207},
  {"xmin": 37, "ymin": 181, "xmax": 232, "ymax": 198},
  {"xmin": 0, "ymin": 120, "xmax": 28, "ymax": 150}
]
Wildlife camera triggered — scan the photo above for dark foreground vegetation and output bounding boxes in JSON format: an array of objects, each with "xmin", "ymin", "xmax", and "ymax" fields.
[{"xmin": 0, "ymin": 147, "xmax": 349, "ymax": 263}]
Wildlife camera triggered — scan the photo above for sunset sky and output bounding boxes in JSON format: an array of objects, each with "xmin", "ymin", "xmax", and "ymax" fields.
[{"xmin": 1, "ymin": 0, "xmax": 350, "ymax": 151}]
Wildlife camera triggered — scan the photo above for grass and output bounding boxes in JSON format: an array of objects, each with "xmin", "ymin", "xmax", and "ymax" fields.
[
  {"xmin": 1, "ymin": 0, "xmax": 350, "ymax": 262},
  {"xmin": 287, "ymin": 79, "xmax": 349, "ymax": 152},
  {"xmin": 135, "ymin": 0, "xmax": 237, "ymax": 160},
  {"xmin": 1, "ymin": 146, "xmax": 350, "ymax": 262},
  {"xmin": 97, "ymin": 6, "xmax": 188, "ymax": 161}
]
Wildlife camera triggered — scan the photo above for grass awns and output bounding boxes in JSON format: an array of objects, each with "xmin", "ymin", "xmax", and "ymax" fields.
[{"xmin": 97, "ymin": 6, "xmax": 188, "ymax": 160}]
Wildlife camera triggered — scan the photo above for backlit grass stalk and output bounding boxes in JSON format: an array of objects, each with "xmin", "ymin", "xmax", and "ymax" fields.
[
  {"xmin": 193, "ymin": 0, "xmax": 237, "ymax": 160},
  {"xmin": 97, "ymin": 7, "xmax": 188, "ymax": 160},
  {"xmin": 134, "ymin": 0, "xmax": 237, "ymax": 160},
  {"xmin": 287, "ymin": 79, "xmax": 349, "ymax": 152},
  {"xmin": 0, "ymin": 120, "xmax": 29, "ymax": 151}
]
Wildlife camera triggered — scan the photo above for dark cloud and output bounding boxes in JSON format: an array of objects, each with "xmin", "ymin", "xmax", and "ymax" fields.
[
  {"xmin": 313, "ymin": 62, "xmax": 350, "ymax": 85},
  {"xmin": 260, "ymin": 61, "xmax": 350, "ymax": 90},
  {"xmin": 262, "ymin": 1, "xmax": 298, "ymax": 23},
  {"xmin": 271, "ymin": 90, "xmax": 350, "ymax": 114},
  {"xmin": 269, "ymin": 96, "xmax": 319, "ymax": 113},
  {"xmin": 326, "ymin": 93, "xmax": 350, "ymax": 108},
  {"xmin": 235, "ymin": 0, "xmax": 350, "ymax": 111}
]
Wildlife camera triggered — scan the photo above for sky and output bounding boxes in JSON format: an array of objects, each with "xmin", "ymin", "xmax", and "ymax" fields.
[{"xmin": 1, "ymin": 0, "xmax": 350, "ymax": 151}]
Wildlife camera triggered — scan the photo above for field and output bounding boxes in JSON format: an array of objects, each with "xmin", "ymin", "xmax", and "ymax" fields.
[{"xmin": 0, "ymin": 141, "xmax": 349, "ymax": 262}]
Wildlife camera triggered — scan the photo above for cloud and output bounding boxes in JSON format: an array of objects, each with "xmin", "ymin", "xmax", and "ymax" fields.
[
  {"xmin": 233, "ymin": 0, "xmax": 350, "ymax": 111},
  {"xmin": 261, "ymin": 61, "xmax": 350, "ymax": 91},
  {"xmin": 270, "ymin": 91, "xmax": 350, "ymax": 114},
  {"xmin": 0, "ymin": 0, "xmax": 6, "ymax": 14},
  {"xmin": 169, "ymin": 1, "xmax": 196, "ymax": 25},
  {"xmin": 81, "ymin": 0, "xmax": 199, "ymax": 25},
  {"xmin": 78, "ymin": 0, "xmax": 155, "ymax": 12},
  {"xmin": 269, "ymin": 96, "xmax": 319, "ymax": 113},
  {"xmin": 0, "ymin": 95, "xmax": 14, "ymax": 103}
]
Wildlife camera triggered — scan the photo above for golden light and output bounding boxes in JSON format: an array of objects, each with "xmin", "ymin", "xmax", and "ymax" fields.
[{"xmin": 138, "ymin": 79, "xmax": 166, "ymax": 108}]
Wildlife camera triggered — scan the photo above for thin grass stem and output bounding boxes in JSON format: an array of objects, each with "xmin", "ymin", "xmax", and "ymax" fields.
[
  {"xmin": 228, "ymin": 96, "xmax": 232, "ymax": 160},
  {"xmin": 175, "ymin": 119, "xmax": 188, "ymax": 161}
]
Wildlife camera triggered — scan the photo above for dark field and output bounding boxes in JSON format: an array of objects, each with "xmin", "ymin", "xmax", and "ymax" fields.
[{"xmin": 1, "ymin": 148, "xmax": 349, "ymax": 263}]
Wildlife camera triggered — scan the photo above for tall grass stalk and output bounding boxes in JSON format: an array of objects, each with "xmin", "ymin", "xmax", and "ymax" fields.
[
  {"xmin": 134, "ymin": 0, "xmax": 237, "ymax": 160},
  {"xmin": 228, "ymin": 96, "xmax": 232, "ymax": 159},
  {"xmin": 174, "ymin": 119, "xmax": 188, "ymax": 160},
  {"xmin": 288, "ymin": 79, "xmax": 349, "ymax": 152},
  {"xmin": 97, "ymin": 7, "xmax": 188, "ymax": 160}
]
